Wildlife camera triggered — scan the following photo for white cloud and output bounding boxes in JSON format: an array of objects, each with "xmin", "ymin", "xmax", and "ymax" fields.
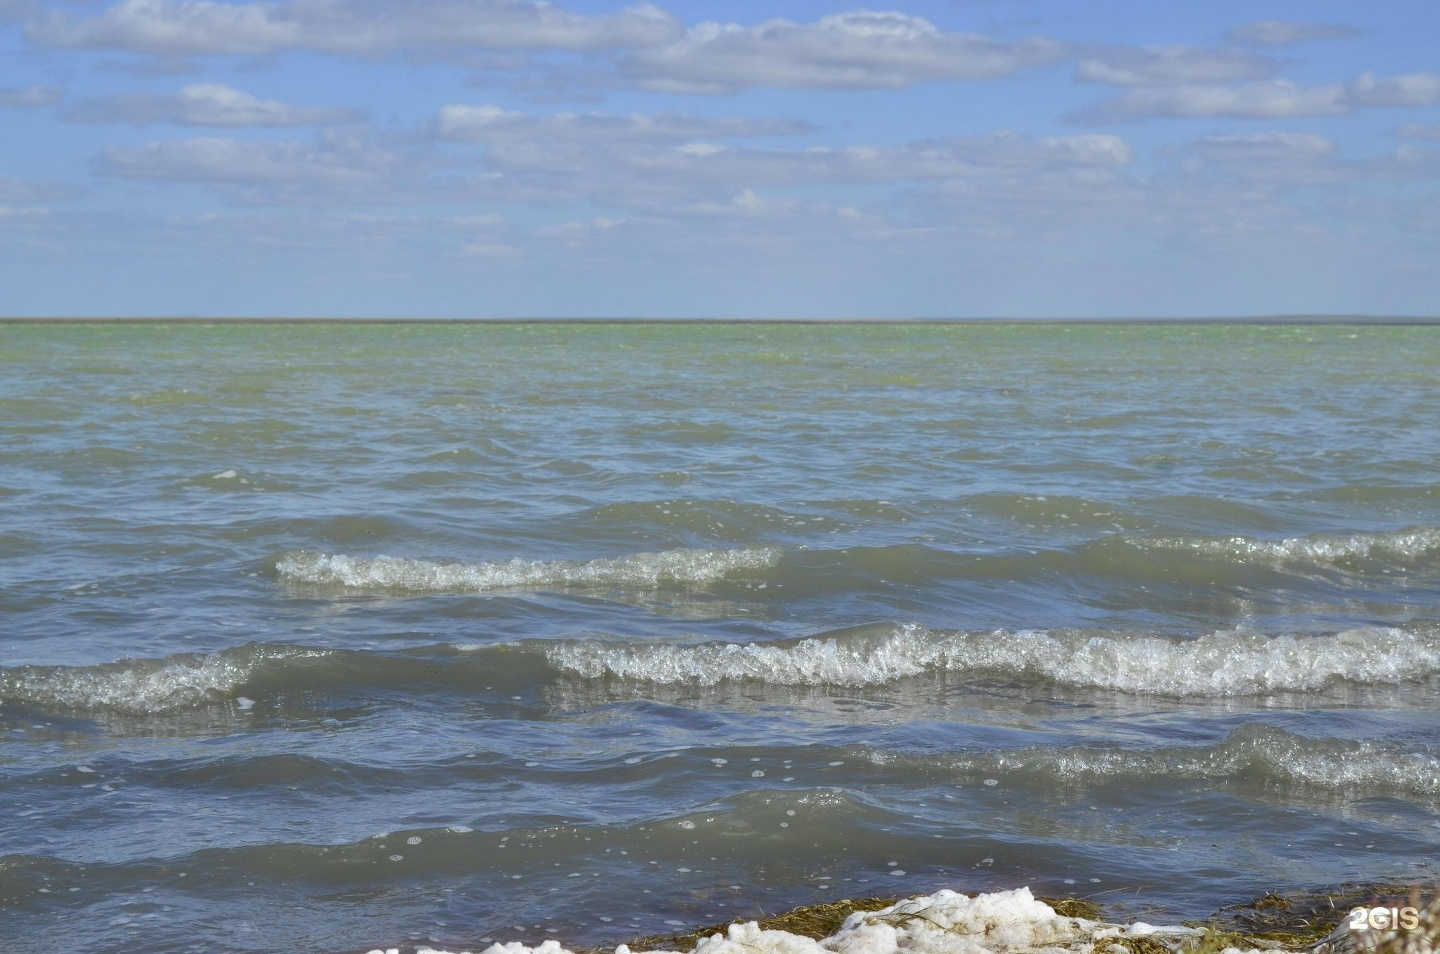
[
  {"xmin": 0, "ymin": 84, "xmax": 61, "ymax": 107},
  {"xmin": 682, "ymin": 188, "xmax": 801, "ymax": 219},
  {"xmin": 450, "ymin": 212, "xmax": 507, "ymax": 228},
  {"xmin": 97, "ymin": 57, "xmax": 204, "ymax": 77},
  {"xmin": 0, "ymin": 205, "xmax": 54, "ymax": 221},
  {"xmin": 1224, "ymin": 20, "xmax": 1360, "ymax": 46},
  {"xmin": 436, "ymin": 104, "xmax": 809, "ymax": 144},
  {"xmin": 98, "ymin": 133, "xmax": 401, "ymax": 193},
  {"xmin": 1081, "ymin": 71, "xmax": 1440, "ymax": 122},
  {"xmin": 1180, "ymin": 131, "xmax": 1347, "ymax": 184},
  {"xmin": 1348, "ymin": 71, "xmax": 1440, "ymax": 107},
  {"xmin": 1176, "ymin": 131, "xmax": 1440, "ymax": 187},
  {"xmin": 533, "ymin": 215, "xmax": 625, "ymax": 241},
  {"xmin": 623, "ymin": 11, "xmax": 1065, "ymax": 92},
  {"xmin": 28, "ymin": 0, "xmax": 682, "ymax": 56},
  {"xmin": 1187, "ymin": 131, "xmax": 1337, "ymax": 163},
  {"xmin": 69, "ymin": 83, "xmax": 357, "ymax": 126},
  {"xmin": 461, "ymin": 240, "xmax": 518, "ymax": 258},
  {"xmin": 1394, "ymin": 143, "xmax": 1440, "ymax": 173},
  {"xmin": 0, "ymin": 175, "xmax": 80, "ymax": 202},
  {"xmin": 1085, "ymin": 80, "xmax": 1348, "ymax": 120},
  {"xmin": 436, "ymin": 105, "xmax": 1132, "ymax": 202},
  {"xmin": 1076, "ymin": 46, "xmax": 1273, "ymax": 86},
  {"xmin": 94, "ymin": 105, "xmax": 1132, "ymax": 215}
]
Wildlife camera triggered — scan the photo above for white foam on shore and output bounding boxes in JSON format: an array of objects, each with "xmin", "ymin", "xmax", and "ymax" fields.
[
  {"xmin": 547, "ymin": 624, "xmax": 1440, "ymax": 696},
  {"xmin": 1132, "ymin": 526, "xmax": 1440, "ymax": 567},
  {"xmin": 0, "ymin": 646, "xmax": 317, "ymax": 713},
  {"xmin": 275, "ymin": 548, "xmax": 780, "ymax": 593},
  {"xmin": 370, "ymin": 887, "xmax": 1244, "ymax": 954}
]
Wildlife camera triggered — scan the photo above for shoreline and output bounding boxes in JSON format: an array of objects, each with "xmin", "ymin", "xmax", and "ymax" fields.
[{"xmin": 361, "ymin": 882, "xmax": 1440, "ymax": 954}]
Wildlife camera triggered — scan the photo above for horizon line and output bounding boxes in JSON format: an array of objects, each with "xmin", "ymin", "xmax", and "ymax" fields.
[{"xmin": 2, "ymin": 314, "xmax": 1439, "ymax": 326}]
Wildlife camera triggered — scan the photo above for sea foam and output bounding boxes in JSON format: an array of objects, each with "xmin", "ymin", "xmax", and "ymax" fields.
[
  {"xmin": 367, "ymin": 887, "xmax": 1221, "ymax": 954},
  {"xmin": 547, "ymin": 624, "xmax": 1440, "ymax": 696},
  {"xmin": 1131, "ymin": 525, "xmax": 1440, "ymax": 567},
  {"xmin": 275, "ymin": 547, "xmax": 781, "ymax": 593},
  {"xmin": 0, "ymin": 645, "xmax": 319, "ymax": 713}
]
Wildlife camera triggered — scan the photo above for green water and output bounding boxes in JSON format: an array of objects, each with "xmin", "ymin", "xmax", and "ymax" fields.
[{"xmin": 1, "ymin": 321, "xmax": 1438, "ymax": 954}]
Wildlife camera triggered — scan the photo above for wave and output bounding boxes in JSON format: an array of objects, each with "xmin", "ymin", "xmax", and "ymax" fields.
[
  {"xmin": 895, "ymin": 724, "xmax": 1440, "ymax": 798},
  {"xmin": 0, "ymin": 645, "xmax": 327, "ymax": 714},
  {"xmin": 1128, "ymin": 526, "xmax": 1440, "ymax": 568},
  {"xmin": 12, "ymin": 623, "xmax": 1437, "ymax": 715},
  {"xmin": 271, "ymin": 528, "xmax": 1439, "ymax": 602},
  {"xmin": 274, "ymin": 547, "xmax": 781, "ymax": 593},
  {"xmin": 546, "ymin": 623, "xmax": 1440, "ymax": 696}
]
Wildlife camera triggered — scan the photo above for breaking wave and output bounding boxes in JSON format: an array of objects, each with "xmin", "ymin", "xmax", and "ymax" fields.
[
  {"xmin": 0, "ymin": 645, "xmax": 323, "ymax": 714},
  {"xmin": 546, "ymin": 624, "xmax": 1440, "ymax": 696},
  {"xmin": 274, "ymin": 547, "xmax": 781, "ymax": 593},
  {"xmin": 903, "ymin": 724, "xmax": 1440, "ymax": 798},
  {"xmin": 1129, "ymin": 526, "xmax": 1440, "ymax": 568}
]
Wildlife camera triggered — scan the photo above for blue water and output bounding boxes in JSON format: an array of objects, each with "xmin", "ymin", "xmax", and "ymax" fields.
[{"xmin": 2, "ymin": 321, "xmax": 1438, "ymax": 954}]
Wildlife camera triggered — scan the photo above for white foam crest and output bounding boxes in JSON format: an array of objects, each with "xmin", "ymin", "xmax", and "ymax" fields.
[
  {"xmin": 1135, "ymin": 526, "xmax": 1440, "ymax": 566},
  {"xmin": 384, "ymin": 887, "xmax": 1221, "ymax": 954},
  {"xmin": 0, "ymin": 647, "xmax": 309, "ymax": 714},
  {"xmin": 275, "ymin": 547, "xmax": 781, "ymax": 593},
  {"xmin": 958, "ymin": 726, "xmax": 1440, "ymax": 796},
  {"xmin": 550, "ymin": 632, "xmax": 932, "ymax": 686},
  {"xmin": 547, "ymin": 624, "xmax": 1440, "ymax": 695}
]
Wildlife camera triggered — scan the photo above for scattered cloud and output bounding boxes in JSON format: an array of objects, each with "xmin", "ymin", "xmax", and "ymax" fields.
[
  {"xmin": 68, "ymin": 83, "xmax": 359, "ymax": 126},
  {"xmin": 1224, "ymin": 20, "xmax": 1360, "ymax": 46},
  {"xmin": 97, "ymin": 132, "xmax": 403, "ymax": 196},
  {"xmin": 437, "ymin": 105, "xmax": 1132, "ymax": 205},
  {"xmin": 460, "ymin": 240, "xmax": 519, "ymax": 258},
  {"xmin": 1175, "ymin": 130, "xmax": 1440, "ymax": 186},
  {"xmin": 92, "ymin": 102, "xmax": 1132, "ymax": 215},
  {"xmin": 1083, "ymin": 80, "xmax": 1346, "ymax": 121},
  {"xmin": 96, "ymin": 57, "xmax": 203, "ymax": 77},
  {"xmin": 0, "ymin": 84, "xmax": 62, "ymax": 107},
  {"xmin": 1179, "ymin": 131, "xmax": 1347, "ymax": 184},
  {"xmin": 532, "ymin": 215, "xmax": 626, "ymax": 245},
  {"xmin": 681, "ymin": 189, "xmax": 803, "ymax": 220},
  {"xmin": 1394, "ymin": 143, "xmax": 1440, "ymax": 173},
  {"xmin": 1187, "ymin": 131, "xmax": 1337, "ymax": 163},
  {"xmin": 1348, "ymin": 71, "xmax": 1440, "ymax": 107},
  {"xmin": 436, "ymin": 105, "xmax": 810, "ymax": 145},
  {"xmin": 0, "ymin": 175, "xmax": 81, "ymax": 203},
  {"xmin": 1398, "ymin": 124, "xmax": 1440, "ymax": 142},
  {"xmin": 1076, "ymin": 46, "xmax": 1273, "ymax": 86},
  {"xmin": 622, "ymin": 11, "xmax": 1065, "ymax": 92},
  {"xmin": 1081, "ymin": 72, "xmax": 1440, "ymax": 121},
  {"xmin": 27, "ymin": 0, "xmax": 682, "ymax": 57}
]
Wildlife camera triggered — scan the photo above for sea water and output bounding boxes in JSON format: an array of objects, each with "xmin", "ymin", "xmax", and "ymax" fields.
[{"xmin": 1, "ymin": 321, "xmax": 1438, "ymax": 954}]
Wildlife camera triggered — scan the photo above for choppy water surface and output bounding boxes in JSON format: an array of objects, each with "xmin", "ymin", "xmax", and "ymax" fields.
[{"xmin": 2, "ymin": 321, "xmax": 1439, "ymax": 954}]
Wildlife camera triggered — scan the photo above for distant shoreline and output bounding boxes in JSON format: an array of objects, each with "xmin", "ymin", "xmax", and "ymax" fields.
[{"xmin": 2, "ymin": 315, "xmax": 1438, "ymax": 326}]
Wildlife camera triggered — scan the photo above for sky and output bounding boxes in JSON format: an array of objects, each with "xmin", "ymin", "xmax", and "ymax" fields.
[{"xmin": 1, "ymin": 0, "xmax": 1438, "ymax": 319}]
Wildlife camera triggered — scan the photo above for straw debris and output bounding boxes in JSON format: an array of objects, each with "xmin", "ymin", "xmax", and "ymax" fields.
[
  {"xmin": 1202, "ymin": 883, "xmax": 1439, "ymax": 951},
  {"xmin": 593, "ymin": 883, "xmax": 1439, "ymax": 954}
]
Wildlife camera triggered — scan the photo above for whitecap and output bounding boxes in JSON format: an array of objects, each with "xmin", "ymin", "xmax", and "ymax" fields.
[
  {"xmin": 1132, "ymin": 526, "xmax": 1440, "ymax": 567},
  {"xmin": 546, "ymin": 623, "xmax": 1440, "ymax": 696},
  {"xmin": 274, "ymin": 547, "xmax": 781, "ymax": 593}
]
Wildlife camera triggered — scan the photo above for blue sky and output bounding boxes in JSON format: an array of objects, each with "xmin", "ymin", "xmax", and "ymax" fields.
[{"xmin": 1, "ymin": 0, "xmax": 1438, "ymax": 318}]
